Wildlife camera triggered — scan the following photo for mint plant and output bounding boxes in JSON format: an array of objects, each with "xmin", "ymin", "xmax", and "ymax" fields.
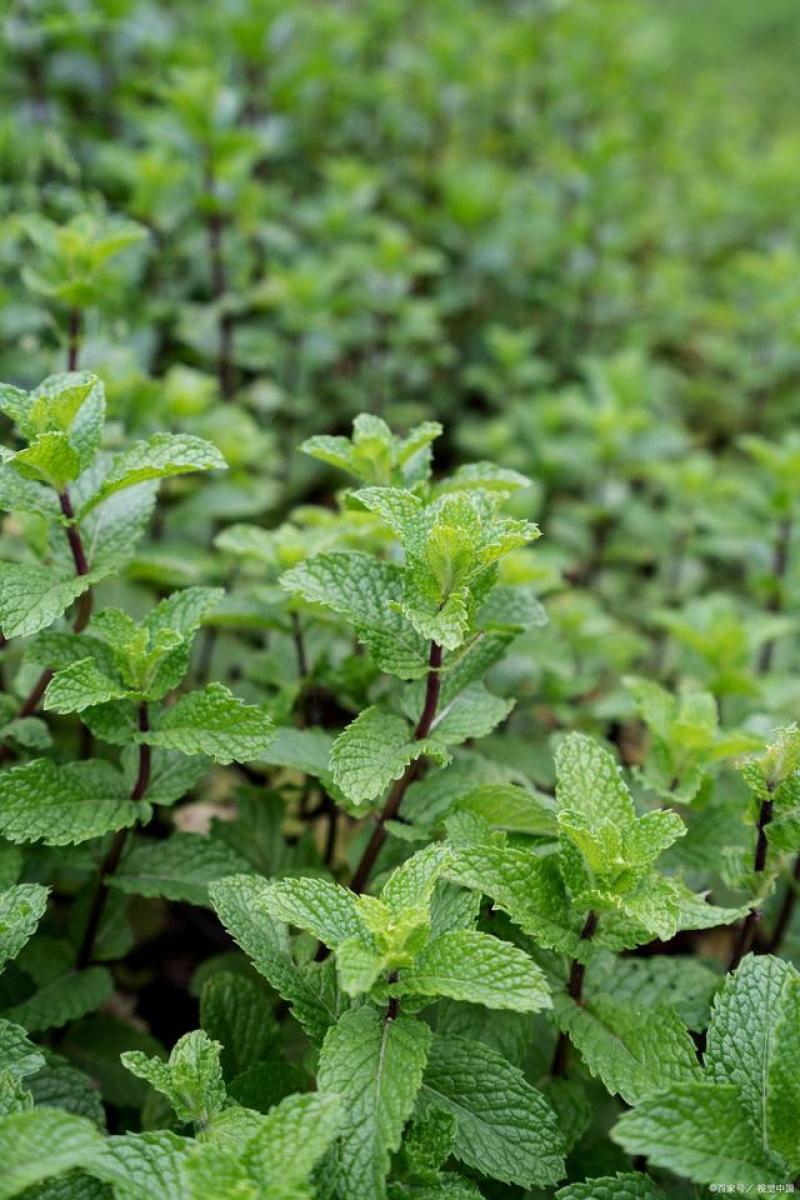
[{"xmin": 2, "ymin": 2, "xmax": 800, "ymax": 1194}]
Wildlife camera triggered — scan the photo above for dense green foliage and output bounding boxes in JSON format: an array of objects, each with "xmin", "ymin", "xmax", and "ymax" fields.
[{"xmin": 1, "ymin": 0, "xmax": 800, "ymax": 1195}]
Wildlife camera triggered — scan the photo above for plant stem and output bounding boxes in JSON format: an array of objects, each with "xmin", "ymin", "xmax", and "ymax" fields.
[
  {"xmin": 349, "ymin": 641, "xmax": 443, "ymax": 895},
  {"xmin": 728, "ymin": 783, "xmax": 775, "ymax": 972},
  {"xmin": 757, "ymin": 514, "xmax": 792, "ymax": 676},
  {"xmin": 551, "ymin": 910, "xmax": 598, "ymax": 1077},
  {"xmin": 58, "ymin": 490, "xmax": 92, "ymax": 632},
  {"xmin": 77, "ymin": 703, "xmax": 150, "ymax": 969},
  {"xmin": 67, "ymin": 308, "xmax": 82, "ymax": 372},
  {"xmin": 0, "ymin": 488, "xmax": 94, "ymax": 763},
  {"xmin": 386, "ymin": 970, "xmax": 400, "ymax": 1022}
]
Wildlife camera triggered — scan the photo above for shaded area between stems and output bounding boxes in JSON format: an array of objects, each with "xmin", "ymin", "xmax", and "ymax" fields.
[
  {"xmin": 77, "ymin": 703, "xmax": 150, "ymax": 968},
  {"xmin": 765, "ymin": 855, "xmax": 800, "ymax": 954},
  {"xmin": 350, "ymin": 640, "xmax": 443, "ymax": 896},
  {"xmin": 551, "ymin": 910, "xmax": 598, "ymax": 1078},
  {"xmin": 728, "ymin": 783, "xmax": 774, "ymax": 972}
]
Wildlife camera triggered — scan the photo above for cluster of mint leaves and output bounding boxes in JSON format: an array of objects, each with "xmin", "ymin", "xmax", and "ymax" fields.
[{"xmin": 0, "ymin": 392, "xmax": 798, "ymax": 1198}]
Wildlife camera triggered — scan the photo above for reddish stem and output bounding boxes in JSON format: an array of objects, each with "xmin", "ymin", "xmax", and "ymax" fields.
[{"xmin": 349, "ymin": 642, "xmax": 442, "ymax": 895}]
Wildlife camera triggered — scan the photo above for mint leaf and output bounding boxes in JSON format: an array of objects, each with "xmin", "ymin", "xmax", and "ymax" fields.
[
  {"xmin": 553, "ymin": 994, "xmax": 700, "ymax": 1103},
  {"xmin": 398, "ymin": 930, "xmax": 551, "ymax": 1013},
  {"xmin": 43, "ymin": 658, "xmax": 129, "ymax": 714},
  {"xmin": 200, "ymin": 973, "xmax": 277, "ymax": 1080},
  {"xmin": 122, "ymin": 1029, "xmax": 225, "ymax": 1127},
  {"xmin": 142, "ymin": 683, "xmax": 275, "ymax": 764},
  {"xmin": 331, "ymin": 706, "xmax": 449, "ymax": 807},
  {"xmin": 79, "ymin": 433, "xmax": 226, "ymax": 517},
  {"xmin": 317, "ymin": 1006, "xmax": 431, "ymax": 1200},
  {"xmin": 421, "ymin": 1034, "xmax": 565, "ymax": 1187},
  {"xmin": 0, "ymin": 884, "xmax": 49, "ymax": 971},
  {"xmin": 0, "ymin": 760, "xmax": 144, "ymax": 846},
  {"xmin": 613, "ymin": 1081, "xmax": 785, "ymax": 1186},
  {"xmin": 556, "ymin": 1174, "xmax": 666, "ymax": 1200},
  {"xmin": 209, "ymin": 875, "xmax": 343, "ymax": 1043},
  {"xmin": 3, "ymin": 968, "xmax": 113, "ymax": 1032},
  {"xmin": 0, "ymin": 1108, "xmax": 104, "ymax": 1199},
  {"xmin": 261, "ymin": 877, "xmax": 364, "ymax": 948},
  {"xmin": 0, "ymin": 564, "xmax": 101, "ymax": 639},
  {"xmin": 110, "ymin": 832, "xmax": 253, "ymax": 905},
  {"xmin": 0, "ymin": 1020, "xmax": 46, "ymax": 1082}
]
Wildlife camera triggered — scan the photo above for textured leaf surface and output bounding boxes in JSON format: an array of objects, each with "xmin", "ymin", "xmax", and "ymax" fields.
[
  {"xmin": 261, "ymin": 877, "xmax": 363, "ymax": 948},
  {"xmin": 281, "ymin": 552, "xmax": 428, "ymax": 677},
  {"xmin": 612, "ymin": 1081, "xmax": 785, "ymax": 1185},
  {"xmin": 555, "ymin": 733, "xmax": 634, "ymax": 825},
  {"xmin": 89, "ymin": 1131, "xmax": 192, "ymax": 1200},
  {"xmin": 554, "ymin": 994, "xmax": 700, "ymax": 1104},
  {"xmin": 0, "ymin": 760, "xmax": 141, "ymax": 846},
  {"xmin": 200, "ymin": 973, "xmax": 277, "ymax": 1079},
  {"xmin": 556, "ymin": 1173, "xmax": 666, "ymax": 1199},
  {"xmin": 421, "ymin": 1034, "xmax": 565, "ymax": 1187},
  {"xmin": 331, "ymin": 706, "xmax": 449, "ymax": 806},
  {"xmin": 79, "ymin": 433, "xmax": 226, "ymax": 516},
  {"xmin": 317, "ymin": 1007, "xmax": 431, "ymax": 1200},
  {"xmin": 111, "ymin": 833, "xmax": 254, "ymax": 906},
  {"xmin": 43, "ymin": 658, "xmax": 128, "ymax": 714},
  {"xmin": 122, "ymin": 1030, "xmax": 225, "ymax": 1126},
  {"xmin": 0, "ymin": 564, "xmax": 100, "ymax": 639},
  {"xmin": 0, "ymin": 1019, "xmax": 46, "ymax": 1081},
  {"xmin": 0, "ymin": 884, "xmax": 49, "ymax": 970},
  {"xmin": 209, "ymin": 875, "xmax": 342, "ymax": 1043},
  {"xmin": 143, "ymin": 683, "xmax": 275, "ymax": 764},
  {"xmin": 398, "ymin": 930, "xmax": 551, "ymax": 1012},
  {"xmin": 0, "ymin": 1108, "xmax": 104, "ymax": 1200}
]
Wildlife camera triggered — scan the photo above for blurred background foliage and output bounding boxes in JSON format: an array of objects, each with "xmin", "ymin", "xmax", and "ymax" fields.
[{"xmin": 2, "ymin": 0, "xmax": 800, "ymax": 760}]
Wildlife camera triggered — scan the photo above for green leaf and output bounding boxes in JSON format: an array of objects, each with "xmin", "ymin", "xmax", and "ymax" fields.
[
  {"xmin": 381, "ymin": 844, "xmax": 454, "ymax": 913},
  {"xmin": 0, "ymin": 564, "xmax": 101, "ymax": 640},
  {"xmin": 79, "ymin": 433, "xmax": 227, "ymax": 517},
  {"xmin": 184, "ymin": 1092, "xmax": 342, "ymax": 1199},
  {"xmin": 555, "ymin": 733, "xmax": 634, "ymax": 825},
  {"xmin": 427, "ymin": 683, "xmax": 514, "ymax": 746},
  {"xmin": 331, "ymin": 707, "xmax": 449, "ymax": 807},
  {"xmin": 89, "ymin": 1131, "xmax": 192, "ymax": 1200},
  {"xmin": 706, "ymin": 954, "xmax": 800, "ymax": 1170},
  {"xmin": 317, "ymin": 1007, "xmax": 431, "ymax": 1200},
  {"xmin": 12, "ymin": 433, "xmax": 80, "ymax": 490},
  {"xmin": 0, "ymin": 1020, "xmax": 46, "ymax": 1082},
  {"xmin": 398, "ymin": 930, "xmax": 551, "ymax": 1013},
  {"xmin": 261, "ymin": 877, "xmax": 364, "ymax": 948},
  {"xmin": 453, "ymin": 785, "xmax": 556, "ymax": 836},
  {"xmin": 0, "ymin": 760, "xmax": 143, "ymax": 846},
  {"xmin": 556, "ymin": 1173, "xmax": 666, "ymax": 1199},
  {"xmin": 209, "ymin": 875, "xmax": 341, "ymax": 1043},
  {"xmin": 281, "ymin": 552, "xmax": 428, "ymax": 678},
  {"xmin": 0, "ymin": 1108, "xmax": 104, "ymax": 1200},
  {"xmin": 142, "ymin": 683, "xmax": 275, "ymax": 764},
  {"xmin": 420, "ymin": 1034, "xmax": 565, "ymax": 1187},
  {"xmin": 445, "ymin": 842, "xmax": 579, "ymax": 955},
  {"xmin": 3, "ymin": 968, "xmax": 113, "ymax": 1033},
  {"xmin": 122, "ymin": 1029, "xmax": 226, "ymax": 1127},
  {"xmin": 553, "ymin": 994, "xmax": 700, "ymax": 1103},
  {"xmin": 0, "ymin": 885, "xmax": 49, "ymax": 971},
  {"xmin": 27, "ymin": 1062, "xmax": 106, "ymax": 1128},
  {"xmin": 200, "ymin": 973, "xmax": 277, "ymax": 1079},
  {"xmin": 111, "ymin": 832, "xmax": 254, "ymax": 906},
  {"xmin": 43, "ymin": 658, "xmax": 128, "ymax": 714},
  {"xmin": 612, "ymin": 1081, "xmax": 785, "ymax": 1186}
]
